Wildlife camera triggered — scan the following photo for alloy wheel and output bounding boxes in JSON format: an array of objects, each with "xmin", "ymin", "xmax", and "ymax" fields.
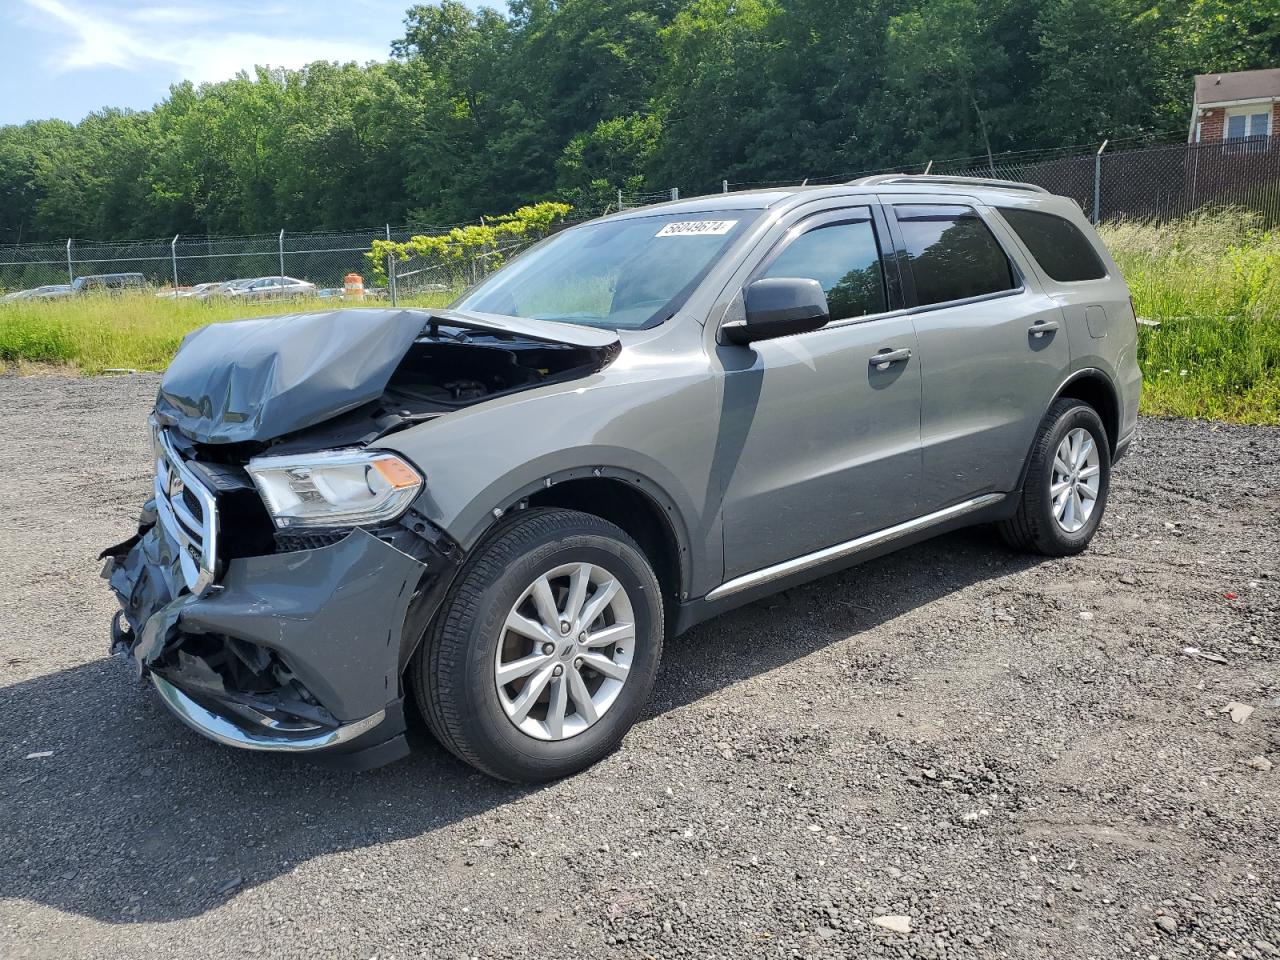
[
  {"xmin": 1051, "ymin": 427, "xmax": 1101, "ymax": 534},
  {"xmin": 494, "ymin": 562, "xmax": 636, "ymax": 741}
]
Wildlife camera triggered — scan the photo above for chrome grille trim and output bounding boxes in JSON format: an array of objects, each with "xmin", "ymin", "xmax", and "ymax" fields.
[{"xmin": 152, "ymin": 423, "xmax": 219, "ymax": 595}]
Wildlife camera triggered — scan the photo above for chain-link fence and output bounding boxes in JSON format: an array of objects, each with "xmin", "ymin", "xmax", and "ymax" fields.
[
  {"xmin": 618, "ymin": 188, "xmax": 681, "ymax": 209},
  {"xmin": 720, "ymin": 136, "xmax": 1280, "ymax": 227},
  {"xmin": 4, "ymin": 136, "xmax": 1277, "ymax": 297},
  {"xmin": 0, "ymin": 225, "xmax": 460, "ymax": 298}
]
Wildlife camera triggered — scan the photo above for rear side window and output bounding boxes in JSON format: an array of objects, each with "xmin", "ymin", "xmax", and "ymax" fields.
[
  {"xmin": 998, "ymin": 207, "xmax": 1107, "ymax": 282},
  {"xmin": 894, "ymin": 205, "xmax": 1015, "ymax": 307},
  {"xmin": 760, "ymin": 218, "xmax": 887, "ymax": 321}
]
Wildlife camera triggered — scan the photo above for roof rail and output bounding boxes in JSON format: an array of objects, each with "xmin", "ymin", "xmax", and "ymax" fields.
[{"xmin": 849, "ymin": 174, "xmax": 1050, "ymax": 194}]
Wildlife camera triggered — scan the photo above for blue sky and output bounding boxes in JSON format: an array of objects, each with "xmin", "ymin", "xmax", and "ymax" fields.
[{"xmin": 0, "ymin": 0, "xmax": 485, "ymax": 126}]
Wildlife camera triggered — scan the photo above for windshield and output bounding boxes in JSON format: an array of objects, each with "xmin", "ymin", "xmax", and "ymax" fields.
[{"xmin": 456, "ymin": 211, "xmax": 760, "ymax": 329}]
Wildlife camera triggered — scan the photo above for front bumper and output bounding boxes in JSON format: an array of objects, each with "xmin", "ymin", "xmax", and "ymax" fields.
[{"xmin": 104, "ymin": 513, "xmax": 443, "ymax": 769}]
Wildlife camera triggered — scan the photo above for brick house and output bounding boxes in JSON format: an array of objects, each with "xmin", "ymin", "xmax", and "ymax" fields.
[{"xmin": 1189, "ymin": 68, "xmax": 1280, "ymax": 143}]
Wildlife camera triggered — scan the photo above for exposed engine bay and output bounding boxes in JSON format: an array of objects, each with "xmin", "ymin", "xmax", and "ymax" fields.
[{"xmin": 383, "ymin": 322, "xmax": 607, "ymax": 411}]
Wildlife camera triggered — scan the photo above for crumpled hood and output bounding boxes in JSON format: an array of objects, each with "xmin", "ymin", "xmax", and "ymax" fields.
[
  {"xmin": 154, "ymin": 307, "xmax": 619, "ymax": 445},
  {"xmin": 155, "ymin": 309, "xmax": 427, "ymax": 444}
]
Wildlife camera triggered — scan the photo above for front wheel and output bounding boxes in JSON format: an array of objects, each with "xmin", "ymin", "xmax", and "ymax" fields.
[
  {"xmin": 999, "ymin": 399, "xmax": 1112, "ymax": 556},
  {"xmin": 410, "ymin": 508, "xmax": 664, "ymax": 782}
]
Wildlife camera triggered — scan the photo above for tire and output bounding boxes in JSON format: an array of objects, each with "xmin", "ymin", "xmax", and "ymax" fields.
[
  {"xmin": 410, "ymin": 508, "xmax": 664, "ymax": 782},
  {"xmin": 998, "ymin": 399, "xmax": 1112, "ymax": 556}
]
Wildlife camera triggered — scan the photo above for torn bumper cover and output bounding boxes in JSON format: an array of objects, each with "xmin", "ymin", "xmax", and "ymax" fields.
[{"xmin": 104, "ymin": 510, "xmax": 434, "ymax": 769}]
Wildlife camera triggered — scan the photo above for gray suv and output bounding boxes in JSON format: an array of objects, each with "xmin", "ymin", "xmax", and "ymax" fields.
[{"xmin": 103, "ymin": 176, "xmax": 1141, "ymax": 781}]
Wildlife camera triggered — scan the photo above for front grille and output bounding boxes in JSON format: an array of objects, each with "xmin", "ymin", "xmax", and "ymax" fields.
[
  {"xmin": 152, "ymin": 423, "xmax": 220, "ymax": 595},
  {"xmin": 181, "ymin": 486, "xmax": 204, "ymax": 523}
]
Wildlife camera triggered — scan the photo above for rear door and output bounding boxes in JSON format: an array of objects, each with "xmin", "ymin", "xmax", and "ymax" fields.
[
  {"xmin": 715, "ymin": 204, "xmax": 923, "ymax": 578},
  {"xmin": 879, "ymin": 196, "xmax": 1071, "ymax": 506}
]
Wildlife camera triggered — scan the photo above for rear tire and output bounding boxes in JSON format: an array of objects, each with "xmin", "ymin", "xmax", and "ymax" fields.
[
  {"xmin": 410, "ymin": 508, "xmax": 664, "ymax": 782},
  {"xmin": 999, "ymin": 399, "xmax": 1111, "ymax": 556}
]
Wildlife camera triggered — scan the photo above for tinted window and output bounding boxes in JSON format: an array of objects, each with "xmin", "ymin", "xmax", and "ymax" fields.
[
  {"xmin": 761, "ymin": 218, "xmax": 886, "ymax": 320},
  {"xmin": 895, "ymin": 205, "xmax": 1015, "ymax": 306},
  {"xmin": 999, "ymin": 207, "xmax": 1106, "ymax": 282}
]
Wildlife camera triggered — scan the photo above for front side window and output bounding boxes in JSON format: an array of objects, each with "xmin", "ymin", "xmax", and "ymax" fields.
[
  {"xmin": 998, "ymin": 207, "xmax": 1107, "ymax": 282},
  {"xmin": 456, "ymin": 211, "xmax": 760, "ymax": 330},
  {"xmin": 894, "ymin": 205, "xmax": 1015, "ymax": 307},
  {"xmin": 759, "ymin": 217, "xmax": 887, "ymax": 321}
]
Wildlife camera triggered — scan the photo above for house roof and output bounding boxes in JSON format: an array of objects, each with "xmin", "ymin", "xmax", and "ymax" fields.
[{"xmin": 1194, "ymin": 68, "xmax": 1280, "ymax": 106}]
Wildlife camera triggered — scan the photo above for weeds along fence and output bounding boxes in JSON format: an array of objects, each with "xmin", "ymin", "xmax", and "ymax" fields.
[{"xmin": 386, "ymin": 237, "xmax": 539, "ymax": 302}]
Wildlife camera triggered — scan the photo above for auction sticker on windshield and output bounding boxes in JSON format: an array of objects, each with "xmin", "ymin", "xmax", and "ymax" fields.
[{"xmin": 655, "ymin": 220, "xmax": 738, "ymax": 237}]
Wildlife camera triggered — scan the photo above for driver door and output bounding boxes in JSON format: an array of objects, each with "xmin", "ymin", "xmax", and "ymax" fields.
[{"xmin": 716, "ymin": 206, "xmax": 923, "ymax": 580}]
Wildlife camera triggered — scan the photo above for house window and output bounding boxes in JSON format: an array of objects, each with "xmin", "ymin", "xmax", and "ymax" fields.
[{"xmin": 1224, "ymin": 106, "xmax": 1271, "ymax": 140}]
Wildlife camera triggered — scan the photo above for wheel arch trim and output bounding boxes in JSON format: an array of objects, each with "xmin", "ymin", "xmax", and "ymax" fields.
[
  {"xmin": 456, "ymin": 464, "xmax": 695, "ymax": 599},
  {"xmin": 1050, "ymin": 367, "xmax": 1122, "ymax": 452}
]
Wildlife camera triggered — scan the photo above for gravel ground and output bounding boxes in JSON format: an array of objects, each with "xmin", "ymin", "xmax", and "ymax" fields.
[{"xmin": 1, "ymin": 373, "xmax": 1277, "ymax": 960}]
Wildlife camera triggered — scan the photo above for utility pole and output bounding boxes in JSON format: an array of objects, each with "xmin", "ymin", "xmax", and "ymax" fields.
[{"xmin": 171, "ymin": 234, "xmax": 180, "ymax": 292}]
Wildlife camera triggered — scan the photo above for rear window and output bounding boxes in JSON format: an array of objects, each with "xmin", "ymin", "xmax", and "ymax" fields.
[
  {"xmin": 998, "ymin": 207, "xmax": 1107, "ymax": 282},
  {"xmin": 895, "ymin": 205, "xmax": 1016, "ymax": 307}
]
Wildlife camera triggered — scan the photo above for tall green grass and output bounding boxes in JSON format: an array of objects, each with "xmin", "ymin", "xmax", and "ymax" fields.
[
  {"xmin": 2, "ymin": 213, "xmax": 1278, "ymax": 425},
  {"xmin": 1101, "ymin": 211, "xmax": 1280, "ymax": 425},
  {"xmin": 0, "ymin": 290, "xmax": 455, "ymax": 373}
]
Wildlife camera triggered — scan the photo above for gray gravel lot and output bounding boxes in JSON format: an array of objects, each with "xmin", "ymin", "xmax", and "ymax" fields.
[{"xmin": 1, "ymin": 373, "xmax": 1277, "ymax": 960}]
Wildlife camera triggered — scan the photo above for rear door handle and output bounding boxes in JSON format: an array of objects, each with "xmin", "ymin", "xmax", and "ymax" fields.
[
  {"xmin": 1029, "ymin": 319, "xmax": 1060, "ymax": 338},
  {"xmin": 869, "ymin": 347, "xmax": 911, "ymax": 370}
]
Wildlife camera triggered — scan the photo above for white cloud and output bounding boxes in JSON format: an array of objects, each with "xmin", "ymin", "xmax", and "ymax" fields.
[
  {"xmin": 24, "ymin": 0, "xmax": 159, "ymax": 71},
  {"xmin": 179, "ymin": 34, "xmax": 386, "ymax": 84},
  {"xmin": 21, "ymin": 0, "xmax": 385, "ymax": 83}
]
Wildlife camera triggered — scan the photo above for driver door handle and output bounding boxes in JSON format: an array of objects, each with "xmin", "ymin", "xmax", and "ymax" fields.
[{"xmin": 869, "ymin": 347, "xmax": 911, "ymax": 370}]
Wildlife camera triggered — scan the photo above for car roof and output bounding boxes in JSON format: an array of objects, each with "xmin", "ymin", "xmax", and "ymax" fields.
[{"xmin": 603, "ymin": 175, "xmax": 1071, "ymax": 222}]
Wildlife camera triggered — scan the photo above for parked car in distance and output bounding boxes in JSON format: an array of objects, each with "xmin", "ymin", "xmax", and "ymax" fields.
[
  {"xmin": 104, "ymin": 175, "xmax": 1141, "ymax": 783},
  {"xmin": 226, "ymin": 275, "xmax": 318, "ymax": 301},
  {"xmin": 182, "ymin": 282, "xmax": 224, "ymax": 299},
  {"xmin": 194, "ymin": 279, "xmax": 254, "ymax": 299},
  {"xmin": 156, "ymin": 282, "xmax": 224, "ymax": 299},
  {"xmin": 71, "ymin": 273, "xmax": 145, "ymax": 294},
  {"xmin": 1, "ymin": 283, "xmax": 73, "ymax": 303}
]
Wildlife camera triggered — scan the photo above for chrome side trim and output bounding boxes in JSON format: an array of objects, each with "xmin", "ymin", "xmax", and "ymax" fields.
[
  {"xmin": 151, "ymin": 674, "xmax": 386, "ymax": 753},
  {"xmin": 706, "ymin": 493, "xmax": 1006, "ymax": 602}
]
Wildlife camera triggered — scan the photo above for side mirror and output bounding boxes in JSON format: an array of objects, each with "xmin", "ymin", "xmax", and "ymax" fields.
[{"xmin": 723, "ymin": 277, "xmax": 830, "ymax": 345}]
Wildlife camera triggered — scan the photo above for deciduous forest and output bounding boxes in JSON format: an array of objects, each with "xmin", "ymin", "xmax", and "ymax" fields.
[{"xmin": 1, "ymin": 0, "xmax": 1276, "ymax": 241}]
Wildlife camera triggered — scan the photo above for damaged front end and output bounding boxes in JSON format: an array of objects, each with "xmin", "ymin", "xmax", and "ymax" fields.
[
  {"xmin": 103, "ymin": 307, "xmax": 617, "ymax": 769},
  {"xmin": 102, "ymin": 472, "xmax": 456, "ymax": 768}
]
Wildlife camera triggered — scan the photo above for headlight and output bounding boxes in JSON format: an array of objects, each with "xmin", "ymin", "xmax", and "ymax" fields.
[{"xmin": 246, "ymin": 449, "xmax": 423, "ymax": 529}]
